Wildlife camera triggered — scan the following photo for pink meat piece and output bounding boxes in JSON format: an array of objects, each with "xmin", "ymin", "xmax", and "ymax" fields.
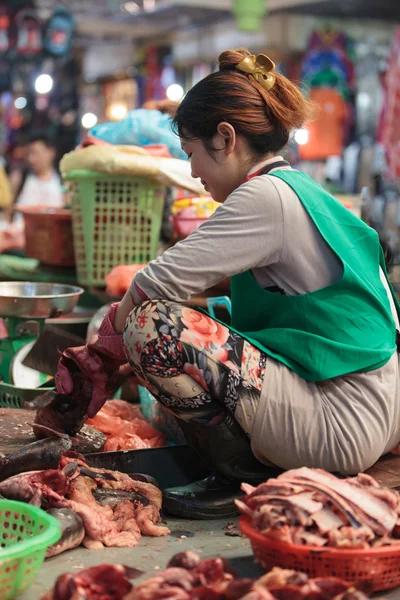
[
  {"xmin": 262, "ymin": 524, "xmax": 296, "ymax": 545},
  {"xmin": 260, "ymin": 584, "xmax": 305, "ymax": 600},
  {"xmin": 327, "ymin": 525, "xmax": 375, "ymax": 549},
  {"xmin": 126, "ymin": 578, "xmax": 191, "ymax": 600},
  {"xmin": 190, "ymin": 557, "xmax": 236, "ymax": 596},
  {"xmin": 135, "ymin": 504, "xmax": 170, "ymax": 537},
  {"xmin": 241, "ymin": 589, "xmax": 276, "ymax": 600},
  {"xmin": 241, "ymin": 483, "xmax": 257, "ymax": 495},
  {"xmin": 60, "ymin": 456, "xmax": 163, "ymax": 509},
  {"xmin": 304, "ymin": 578, "xmax": 350, "ymax": 597},
  {"xmin": 349, "ymin": 475, "xmax": 399, "ymax": 511},
  {"xmin": 292, "ymin": 529, "xmax": 327, "ymax": 547},
  {"xmin": 82, "ymin": 536, "xmax": 104, "ymax": 550},
  {"xmin": 281, "ymin": 469, "xmax": 397, "ymax": 535},
  {"xmin": 257, "ymin": 568, "xmax": 309, "ymax": 588},
  {"xmin": 0, "ymin": 464, "xmax": 77, "ymax": 506},
  {"xmin": 244, "ymin": 480, "xmax": 308, "ymax": 498},
  {"xmin": 113, "ymin": 501, "xmax": 141, "ymax": 539},
  {"xmin": 224, "ymin": 579, "xmax": 254, "ymax": 599},
  {"xmin": 41, "ymin": 564, "xmax": 135, "ymax": 600},
  {"xmin": 69, "ymin": 476, "xmax": 113, "ymax": 520},
  {"xmin": 311, "ymin": 508, "xmax": 344, "ymax": 534},
  {"xmin": 246, "ymin": 492, "xmax": 323, "ymax": 515},
  {"xmin": 55, "ymin": 495, "xmax": 142, "ymax": 547},
  {"xmin": 125, "ymin": 568, "xmax": 195, "ymax": 600}
]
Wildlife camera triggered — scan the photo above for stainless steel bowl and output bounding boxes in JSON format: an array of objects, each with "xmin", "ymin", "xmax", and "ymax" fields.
[{"xmin": 0, "ymin": 282, "xmax": 84, "ymax": 319}]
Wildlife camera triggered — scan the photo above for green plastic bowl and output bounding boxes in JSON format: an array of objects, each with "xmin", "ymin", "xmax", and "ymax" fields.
[{"xmin": 0, "ymin": 500, "xmax": 61, "ymax": 600}]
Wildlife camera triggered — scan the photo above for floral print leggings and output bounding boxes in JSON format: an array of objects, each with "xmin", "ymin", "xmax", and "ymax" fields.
[{"xmin": 123, "ymin": 300, "xmax": 268, "ymax": 437}]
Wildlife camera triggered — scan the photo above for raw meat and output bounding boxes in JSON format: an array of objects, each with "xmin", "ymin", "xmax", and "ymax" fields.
[
  {"xmin": 0, "ymin": 454, "xmax": 169, "ymax": 553},
  {"xmin": 42, "ymin": 552, "xmax": 378, "ymax": 600},
  {"xmin": 236, "ymin": 467, "xmax": 400, "ymax": 548},
  {"xmin": 57, "ymin": 455, "xmax": 169, "ymax": 547},
  {"xmin": 41, "ymin": 564, "xmax": 142, "ymax": 600},
  {"xmin": 86, "ymin": 400, "xmax": 166, "ymax": 451},
  {"xmin": 0, "ymin": 462, "xmax": 78, "ymax": 506}
]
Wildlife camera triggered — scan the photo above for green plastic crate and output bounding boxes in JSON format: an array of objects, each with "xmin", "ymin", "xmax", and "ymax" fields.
[
  {"xmin": 64, "ymin": 170, "xmax": 165, "ymax": 287},
  {"xmin": 0, "ymin": 500, "xmax": 60, "ymax": 600},
  {"xmin": 0, "ymin": 382, "xmax": 54, "ymax": 408}
]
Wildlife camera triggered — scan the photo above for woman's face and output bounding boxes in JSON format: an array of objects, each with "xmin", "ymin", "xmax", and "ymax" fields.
[
  {"xmin": 181, "ymin": 129, "xmax": 250, "ymax": 203},
  {"xmin": 26, "ymin": 141, "xmax": 55, "ymax": 175}
]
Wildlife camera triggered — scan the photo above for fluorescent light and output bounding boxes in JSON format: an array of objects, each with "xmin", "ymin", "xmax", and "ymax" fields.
[
  {"xmin": 294, "ymin": 128, "xmax": 309, "ymax": 146},
  {"xmin": 166, "ymin": 84, "xmax": 184, "ymax": 102},
  {"xmin": 35, "ymin": 74, "xmax": 53, "ymax": 94},
  {"xmin": 81, "ymin": 112, "xmax": 98, "ymax": 129},
  {"xmin": 14, "ymin": 97, "xmax": 27, "ymax": 109}
]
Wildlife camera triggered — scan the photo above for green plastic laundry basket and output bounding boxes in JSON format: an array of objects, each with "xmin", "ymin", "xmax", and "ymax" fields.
[
  {"xmin": 0, "ymin": 500, "xmax": 61, "ymax": 600},
  {"xmin": 64, "ymin": 170, "xmax": 165, "ymax": 287}
]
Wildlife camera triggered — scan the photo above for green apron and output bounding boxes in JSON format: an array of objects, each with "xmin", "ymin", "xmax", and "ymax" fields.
[{"xmin": 230, "ymin": 169, "xmax": 400, "ymax": 382}]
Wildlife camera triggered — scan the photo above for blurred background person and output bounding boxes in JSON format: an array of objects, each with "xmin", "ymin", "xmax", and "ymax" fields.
[{"xmin": 1, "ymin": 134, "xmax": 65, "ymax": 254}]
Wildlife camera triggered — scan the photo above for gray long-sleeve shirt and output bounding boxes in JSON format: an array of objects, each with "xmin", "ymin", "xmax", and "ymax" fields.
[{"xmin": 130, "ymin": 157, "xmax": 342, "ymax": 303}]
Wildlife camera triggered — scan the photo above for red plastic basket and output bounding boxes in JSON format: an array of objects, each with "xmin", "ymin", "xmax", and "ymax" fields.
[
  {"xmin": 239, "ymin": 515, "xmax": 400, "ymax": 592},
  {"xmin": 18, "ymin": 206, "xmax": 75, "ymax": 267}
]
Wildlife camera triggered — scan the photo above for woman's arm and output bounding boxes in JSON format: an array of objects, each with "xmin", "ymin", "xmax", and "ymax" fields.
[
  {"xmin": 129, "ymin": 176, "xmax": 284, "ymax": 304},
  {"xmin": 114, "ymin": 291, "xmax": 135, "ymax": 334}
]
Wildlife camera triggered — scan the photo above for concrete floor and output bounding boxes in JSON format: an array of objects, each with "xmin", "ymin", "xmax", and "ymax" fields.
[
  {"xmin": 21, "ymin": 516, "xmax": 262, "ymax": 599},
  {"xmin": 18, "ymin": 514, "xmax": 400, "ymax": 599}
]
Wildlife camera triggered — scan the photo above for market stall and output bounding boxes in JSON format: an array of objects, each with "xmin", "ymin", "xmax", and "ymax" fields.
[{"xmin": 2, "ymin": 1, "xmax": 400, "ymax": 600}]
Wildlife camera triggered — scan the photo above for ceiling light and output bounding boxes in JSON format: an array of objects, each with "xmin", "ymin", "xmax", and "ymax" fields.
[
  {"xmin": 294, "ymin": 128, "xmax": 309, "ymax": 146},
  {"xmin": 123, "ymin": 1, "xmax": 140, "ymax": 13},
  {"xmin": 357, "ymin": 92, "xmax": 371, "ymax": 109},
  {"xmin": 35, "ymin": 74, "xmax": 53, "ymax": 94},
  {"xmin": 81, "ymin": 112, "xmax": 98, "ymax": 129},
  {"xmin": 143, "ymin": 0, "xmax": 156, "ymax": 11},
  {"xmin": 14, "ymin": 96, "xmax": 27, "ymax": 109},
  {"xmin": 166, "ymin": 84, "xmax": 184, "ymax": 102},
  {"xmin": 107, "ymin": 103, "xmax": 128, "ymax": 121}
]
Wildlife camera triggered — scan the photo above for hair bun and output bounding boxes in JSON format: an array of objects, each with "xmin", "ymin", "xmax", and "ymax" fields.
[{"xmin": 218, "ymin": 49, "xmax": 252, "ymax": 71}]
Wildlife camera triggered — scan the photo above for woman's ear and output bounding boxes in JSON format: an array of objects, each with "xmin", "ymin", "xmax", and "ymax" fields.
[{"xmin": 214, "ymin": 122, "xmax": 236, "ymax": 156}]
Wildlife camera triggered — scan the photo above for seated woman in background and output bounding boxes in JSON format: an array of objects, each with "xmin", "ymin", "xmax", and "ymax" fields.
[{"xmin": 1, "ymin": 135, "xmax": 65, "ymax": 253}]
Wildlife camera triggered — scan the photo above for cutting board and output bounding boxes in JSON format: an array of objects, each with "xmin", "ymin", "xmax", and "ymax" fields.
[
  {"xmin": 0, "ymin": 408, "xmax": 36, "ymax": 455},
  {"xmin": 0, "ymin": 408, "xmax": 106, "ymax": 455}
]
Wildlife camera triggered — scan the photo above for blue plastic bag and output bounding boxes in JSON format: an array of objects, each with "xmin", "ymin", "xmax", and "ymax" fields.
[{"xmin": 90, "ymin": 109, "xmax": 187, "ymax": 160}]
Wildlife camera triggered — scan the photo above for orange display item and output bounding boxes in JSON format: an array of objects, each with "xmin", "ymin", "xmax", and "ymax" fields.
[
  {"xmin": 105, "ymin": 264, "xmax": 146, "ymax": 298},
  {"xmin": 299, "ymin": 88, "xmax": 348, "ymax": 160},
  {"xmin": 87, "ymin": 399, "xmax": 166, "ymax": 451},
  {"xmin": 240, "ymin": 515, "xmax": 400, "ymax": 592}
]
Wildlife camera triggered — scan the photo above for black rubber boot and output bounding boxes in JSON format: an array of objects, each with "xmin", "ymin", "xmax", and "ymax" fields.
[{"xmin": 163, "ymin": 413, "xmax": 281, "ymax": 519}]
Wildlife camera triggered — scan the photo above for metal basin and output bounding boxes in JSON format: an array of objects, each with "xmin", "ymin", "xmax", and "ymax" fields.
[{"xmin": 0, "ymin": 282, "xmax": 84, "ymax": 319}]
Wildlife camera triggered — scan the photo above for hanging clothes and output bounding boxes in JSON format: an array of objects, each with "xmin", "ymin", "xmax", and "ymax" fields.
[
  {"xmin": 299, "ymin": 88, "xmax": 349, "ymax": 160},
  {"xmin": 379, "ymin": 27, "xmax": 400, "ymax": 181}
]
